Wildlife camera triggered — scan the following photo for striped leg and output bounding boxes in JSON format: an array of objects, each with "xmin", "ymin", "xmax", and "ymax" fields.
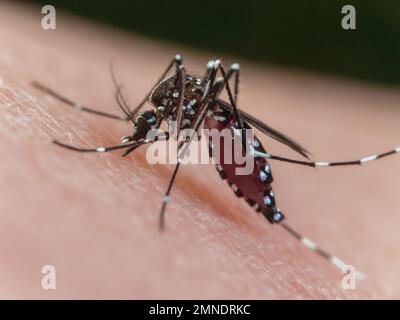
[
  {"xmin": 203, "ymin": 59, "xmax": 216, "ymax": 81},
  {"xmin": 32, "ymin": 81, "xmax": 127, "ymax": 121},
  {"xmin": 252, "ymin": 147, "xmax": 400, "ymax": 167},
  {"xmin": 159, "ymin": 160, "xmax": 182, "ymax": 230},
  {"xmin": 252, "ymin": 145, "xmax": 400, "ymax": 277},
  {"xmin": 122, "ymin": 61, "xmax": 185, "ymax": 158},
  {"xmin": 217, "ymin": 64, "xmax": 244, "ymax": 129},
  {"xmin": 159, "ymin": 63, "xmax": 223, "ymax": 229},
  {"xmin": 32, "ymin": 54, "xmax": 183, "ymax": 121},
  {"xmin": 216, "ymin": 63, "xmax": 240, "ymax": 106},
  {"xmin": 204, "ymin": 60, "xmax": 240, "ymax": 106},
  {"xmin": 53, "ymin": 139, "xmax": 150, "ymax": 153},
  {"xmin": 280, "ymin": 222, "xmax": 365, "ymax": 280},
  {"xmin": 123, "ymin": 130, "xmax": 170, "ymax": 157},
  {"xmin": 129, "ymin": 54, "xmax": 183, "ymax": 118},
  {"xmin": 174, "ymin": 64, "xmax": 187, "ymax": 140}
]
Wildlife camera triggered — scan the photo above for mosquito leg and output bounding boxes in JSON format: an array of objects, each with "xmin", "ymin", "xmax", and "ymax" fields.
[
  {"xmin": 216, "ymin": 63, "xmax": 240, "ymax": 105},
  {"xmin": 122, "ymin": 131, "xmax": 169, "ymax": 157},
  {"xmin": 159, "ymin": 160, "xmax": 182, "ymax": 230},
  {"xmin": 112, "ymin": 56, "xmax": 184, "ymax": 157},
  {"xmin": 33, "ymin": 54, "xmax": 183, "ymax": 122},
  {"xmin": 218, "ymin": 64, "xmax": 244, "ymax": 129},
  {"xmin": 252, "ymin": 147, "xmax": 400, "ymax": 167},
  {"xmin": 120, "ymin": 62, "xmax": 183, "ymax": 159},
  {"xmin": 212, "ymin": 63, "xmax": 248, "ymax": 148},
  {"xmin": 205, "ymin": 62, "xmax": 247, "ymax": 146},
  {"xmin": 32, "ymin": 81, "xmax": 127, "ymax": 121},
  {"xmin": 53, "ymin": 139, "xmax": 150, "ymax": 153},
  {"xmin": 174, "ymin": 58, "xmax": 220, "ymax": 150},
  {"xmin": 203, "ymin": 59, "xmax": 216, "ymax": 81},
  {"xmin": 129, "ymin": 54, "xmax": 183, "ymax": 118},
  {"xmin": 174, "ymin": 64, "xmax": 187, "ymax": 140},
  {"xmin": 159, "ymin": 65, "xmax": 223, "ymax": 228},
  {"xmin": 178, "ymin": 61, "xmax": 222, "ymax": 153},
  {"xmin": 189, "ymin": 59, "xmax": 221, "ymax": 129},
  {"xmin": 160, "ymin": 87, "xmax": 218, "ymax": 229},
  {"xmin": 280, "ymin": 222, "xmax": 365, "ymax": 280}
]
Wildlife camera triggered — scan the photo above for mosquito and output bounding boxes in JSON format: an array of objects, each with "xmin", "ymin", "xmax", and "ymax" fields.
[{"xmin": 32, "ymin": 54, "xmax": 400, "ymax": 279}]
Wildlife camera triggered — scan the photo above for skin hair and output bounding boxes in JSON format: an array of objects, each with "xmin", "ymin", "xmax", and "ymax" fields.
[{"xmin": 0, "ymin": 1, "xmax": 400, "ymax": 299}]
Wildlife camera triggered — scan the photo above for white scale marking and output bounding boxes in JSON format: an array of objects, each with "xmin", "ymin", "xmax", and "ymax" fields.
[
  {"xmin": 96, "ymin": 147, "xmax": 106, "ymax": 152},
  {"xmin": 230, "ymin": 63, "xmax": 240, "ymax": 70},
  {"xmin": 395, "ymin": 146, "xmax": 400, "ymax": 153},
  {"xmin": 163, "ymin": 195, "xmax": 170, "ymax": 203},
  {"xmin": 181, "ymin": 119, "xmax": 191, "ymax": 127},
  {"xmin": 301, "ymin": 237, "xmax": 317, "ymax": 251},
  {"xmin": 315, "ymin": 162, "xmax": 331, "ymax": 167},
  {"xmin": 270, "ymin": 190, "xmax": 274, "ymax": 197},
  {"xmin": 252, "ymin": 150, "xmax": 272, "ymax": 158},
  {"xmin": 330, "ymin": 256, "xmax": 366, "ymax": 280},
  {"xmin": 330, "ymin": 256, "xmax": 346, "ymax": 270},
  {"xmin": 260, "ymin": 170, "xmax": 268, "ymax": 182},
  {"xmin": 360, "ymin": 154, "xmax": 378, "ymax": 163},
  {"xmin": 264, "ymin": 196, "xmax": 272, "ymax": 206},
  {"xmin": 73, "ymin": 102, "xmax": 83, "ymax": 110},
  {"xmin": 213, "ymin": 115, "xmax": 226, "ymax": 122},
  {"xmin": 207, "ymin": 60, "xmax": 215, "ymax": 69}
]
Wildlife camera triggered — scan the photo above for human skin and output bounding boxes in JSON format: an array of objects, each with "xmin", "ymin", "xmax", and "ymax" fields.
[{"xmin": 0, "ymin": 2, "xmax": 399, "ymax": 299}]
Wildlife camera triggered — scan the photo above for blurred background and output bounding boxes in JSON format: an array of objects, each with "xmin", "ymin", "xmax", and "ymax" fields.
[{"xmin": 28, "ymin": 0, "xmax": 400, "ymax": 86}]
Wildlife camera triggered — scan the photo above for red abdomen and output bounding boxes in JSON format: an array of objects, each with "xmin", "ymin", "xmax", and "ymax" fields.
[{"xmin": 204, "ymin": 108, "xmax": 283, "ymax": 224}]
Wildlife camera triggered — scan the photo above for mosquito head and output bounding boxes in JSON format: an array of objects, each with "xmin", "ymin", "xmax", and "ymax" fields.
[
  {"xmin": 127, "ymin": 110, "xmax": 158, "ymax": 141},
  {"xmin": 149, "ymin": 74, "xmax": 205, "ymax": 120}
]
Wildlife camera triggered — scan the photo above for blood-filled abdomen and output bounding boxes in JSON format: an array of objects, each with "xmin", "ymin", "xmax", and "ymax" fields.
[{"xmin": 204, "ymin": 107, "xmax": 284, "ymax": 224}]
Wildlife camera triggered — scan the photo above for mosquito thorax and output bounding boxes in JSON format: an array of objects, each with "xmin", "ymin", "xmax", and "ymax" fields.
[{"xmin": 149, "ymin": 74, "xmax": 205, "ymax": 120}]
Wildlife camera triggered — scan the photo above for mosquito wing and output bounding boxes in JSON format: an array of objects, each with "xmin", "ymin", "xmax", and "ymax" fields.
[{"xmin": 215, "ymin": 99, "xmax": 311, "ymax": 159}]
